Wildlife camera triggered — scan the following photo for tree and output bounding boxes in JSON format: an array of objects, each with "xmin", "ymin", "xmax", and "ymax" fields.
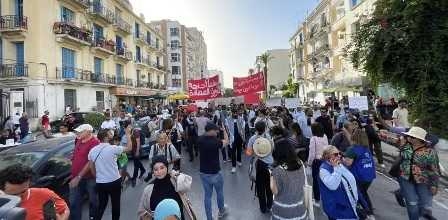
[
  {"xmin": 259, "ymin": 52, "xmax": 273, "ymax": 99},
  {"xmin": 223, "ymin": 88, "xmax": 234, "ymax": 97},
  {"xmin": 347, "ymin": 0, "xmax": 448, "ymax": 138},
  {"xmin": 281, "ymin": 74, "xmax": 300, "ymax": 98}
]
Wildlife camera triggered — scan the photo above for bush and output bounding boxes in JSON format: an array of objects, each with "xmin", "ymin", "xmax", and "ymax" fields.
[{"xmin": 84, "ymin": 112, "xmax": 105, "ymax": 131}]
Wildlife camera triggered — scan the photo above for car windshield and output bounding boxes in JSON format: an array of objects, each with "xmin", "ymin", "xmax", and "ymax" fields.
[{"xmin": 0, "ymin": 151, "xmax": 46, "ymax": 169}]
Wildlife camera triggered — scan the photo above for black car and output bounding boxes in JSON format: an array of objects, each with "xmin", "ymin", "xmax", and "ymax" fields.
[
  {"xmin": 50, "ymin": 112, "xmax": 91, "ymax": 133},
  {"xmin": 0, "ymin": 137, "xmax": 75, "ymax": 201}
]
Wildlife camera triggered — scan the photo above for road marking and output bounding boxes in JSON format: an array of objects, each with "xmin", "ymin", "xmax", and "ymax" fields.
[{"xmin": 375, "ymin": 171, "xmax": 448, "ymax": 211}]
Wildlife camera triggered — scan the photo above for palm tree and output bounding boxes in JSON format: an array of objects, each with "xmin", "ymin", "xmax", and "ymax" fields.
[{"xmin": 258, "ymin": 52, "xmax": 273, "ymax": 99}]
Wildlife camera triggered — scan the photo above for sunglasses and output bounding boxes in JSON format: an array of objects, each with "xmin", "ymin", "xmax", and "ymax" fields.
[{"xmin": 332, "ymin": 152, "xmax": 342, "ymax": 157}]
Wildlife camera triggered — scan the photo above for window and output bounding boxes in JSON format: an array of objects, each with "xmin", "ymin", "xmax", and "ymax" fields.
[
  {"xmin": 135, "ymin": 22, "xmax": 140, "ymax": 38},
  {"xmin": 171, "ymin": 66, "xmax": 180, "ymax": 75},
  {"xmin": 170, "ymin": 27, "xmax": 179, "ymax": 36},
  {"xmin": 96, "ymin": 91, "xmax": 104, "ymax": 112},
  {"xmin": 156, "ymin": 57, "xmax": 160, "ymax": 66},
  {"xmin": 64, "ymin": 89, "xmax": 77, "ymax": 111},
  {"xmin": 170, "ymin": 40, "xmax": 179, "ymax": 49},
  {"xmin": 172, "ymin": 79, "xmax": 181, "ymax": 87},
  {"xmin": 157, "ymin": 75, "xmax": 161, "ymax": 85},
  {"xmin": 351, "ymin": 0, "xmax": 361, "ymax": 7},
  {"xmin": 62, "ymin": 47, "xmax": 75, "ymax": 78},
  {"xmin": 93, "ymin": 24, "xmax": 104, "ymax": 42},
  {"xmin": 94, "ymin": 57, "xmax": 102, "ymax": 74},
  {"xmin": 156, "ymin": 38, "xmax": 160, "ymax": 49},
  {"xmin": 136, "ymin": 70, "xmax": 141, "ymax": 85},
  {"xmin": 116, "ymin": 35, "xmax": 123, "ymax": 48},
  {"xmin": 15, "ymin": 42, "xmax": 24, "ymax": 76},
  {"xmin": 171, "ymin": 53, "xmax": 179, "ymax": 62},
  {"xmin": 61, "ymin": 7, "xmax": 75, "ymax": 23},
  {"xmin": 146, "ymin": 31, "xmax": 151, "ymax": 44},
  {"xmin": 116, "ymin": 64, "xmax": 123, "ymax": 84},
  {"xmin": 136, "ymin": 46, "xmax": 141, "ymax": 62}
]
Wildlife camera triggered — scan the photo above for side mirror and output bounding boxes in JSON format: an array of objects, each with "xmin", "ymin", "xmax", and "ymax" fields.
[{"xmin": 34, "ymin": 175, "xmax": 56, "ymax": 186}]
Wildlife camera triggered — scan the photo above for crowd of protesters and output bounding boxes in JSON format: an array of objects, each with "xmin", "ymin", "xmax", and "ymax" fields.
[{"xmin": 0, "ymin": 94, "xmax": 442, "ymax": 220}]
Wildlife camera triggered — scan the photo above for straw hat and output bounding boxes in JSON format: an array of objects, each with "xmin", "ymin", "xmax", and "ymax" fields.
[
  {"xmin": 402, "ymin": 126, "xmax": 428, "ymax": 141},
  {"xmin": 253, "ymin": 137, "xmax": 272, "ymax": 158}
]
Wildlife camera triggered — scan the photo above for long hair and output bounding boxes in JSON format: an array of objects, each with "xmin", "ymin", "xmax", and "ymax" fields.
[
  {"xmin": 352, "ymin": 129, "xmax": 369, "ymax": 147},
  {"xmin": 273, "ymin": 138, "xmax": 301, "ymax": 171}
]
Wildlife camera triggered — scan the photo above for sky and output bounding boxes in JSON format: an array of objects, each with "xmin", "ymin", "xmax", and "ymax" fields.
[{"xmin": 129, "ymin": 0, "xmax": 319, "ymax": 87}]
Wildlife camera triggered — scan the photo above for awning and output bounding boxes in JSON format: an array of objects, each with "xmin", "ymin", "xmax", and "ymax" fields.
[
  {"xmin": 168, "ymin": 93, "xmax": 190, "ymax": 100},
  {"xmin": 146, "ymin": 93, "xmax": 166, "ymax": 99}
]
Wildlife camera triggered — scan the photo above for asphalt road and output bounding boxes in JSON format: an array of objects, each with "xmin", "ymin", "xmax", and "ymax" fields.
[{"xmin": 83, "ymin": 150, "xmax": 448, "ymax": 220}]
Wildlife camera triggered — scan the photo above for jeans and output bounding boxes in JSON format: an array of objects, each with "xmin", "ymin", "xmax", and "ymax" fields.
[
  {"xmin": 399, "ymin": 177, "xmax": 433, "ymax": 220},
  {"xmin": 69, "ymin": 178, "xmax": 97, "ymax": 220},
  {"xmin": 311, "ymin": 159, "xmax": 323, "ymax": 201},
  {"xmin": 358, "ymin": 181, "xmax": 373, "ymax": 214},
  {"xmin": 96, "ymin": 178, "xmax": 122, "ymax": 220},
  {"xmin": 255, "ymin": 160, "xmax": 273, "ymax": 212},
  {"xmin": 200, "ymin": 172, "xmax": 225, "ymax": 220}
]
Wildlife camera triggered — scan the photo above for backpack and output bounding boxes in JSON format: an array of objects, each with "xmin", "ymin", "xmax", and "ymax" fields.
[{"xmin": 151, "ymin": 144, "xmax": 173, "ymax": 163}]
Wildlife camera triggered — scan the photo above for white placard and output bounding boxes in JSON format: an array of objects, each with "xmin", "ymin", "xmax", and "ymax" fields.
[
  {"xmin": 285, "ymin": 98, "xmax": 300, "ymax": 109},
  {"xmin": 348, "ymin": 96, "xmax": 369, "ymax": 111},
  {"xmin": 266, "ymin": 98, "xmax": 282, "ymax": 107},
  {"xmin": 195, "ymin": 101, "xmax": 209, "ymax": 109}
]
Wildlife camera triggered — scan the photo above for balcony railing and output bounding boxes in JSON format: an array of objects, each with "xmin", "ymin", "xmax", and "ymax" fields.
[
  {"xmin": 92, "ymin": 37, "xmax": 115, "ymax": 53},
  {"xmin": 0, "ymin": 64, "xmax": 28, "ymax": 78},
  {"xmin": 53, "ymin": 22, "xmax": 92, "ymax": 44},
  {"xmin": 56, "ymin": 66, "xmax": 91, "ymax": 80},
  {"xmin": 116, "ymin": 47, "xmax": 133, "ymax": 60},
  {"xmin": 125, "ymin": 78, "xmax": 134, "ymax": 86},
  {"xmin": 116, "ymin": 76, "xmax": 125, "ymax": 85},
  {"xmin": 0, "ymin": 15, "xmax": 28, "ymax": 31},
  {"xmin": 89, "ymin": 2, "xmax": 115, "ymax": 24},
  {"xmin": 114, "ymin": 16, "xmax": 131, "ymax": 33}
]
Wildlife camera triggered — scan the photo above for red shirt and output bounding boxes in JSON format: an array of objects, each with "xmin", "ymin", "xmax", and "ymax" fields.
[
  {"xmin": 20, "ymin": 188, "xmax": 67, "ymax": 220},
  {"xmin": 41, "ymin": 115, "xmax": 49, "ymax": 126},
  {"xmin": 71, "ymin": 137, "xmax": 100, "ymax": 178}
]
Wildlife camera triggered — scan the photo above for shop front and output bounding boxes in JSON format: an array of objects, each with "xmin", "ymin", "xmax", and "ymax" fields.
[{"xmin": 110, "ymin": 87, "xmax": 168, "ymax": 110}]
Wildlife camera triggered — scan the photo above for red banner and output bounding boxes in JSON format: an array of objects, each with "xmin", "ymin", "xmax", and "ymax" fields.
[
  {"xmin": 233, "ymin": 72, "xmax": 265, "ymax": 96},
  {"xmin": 188, "ymin": 75, "xmax": 222, "ymax": 100}
]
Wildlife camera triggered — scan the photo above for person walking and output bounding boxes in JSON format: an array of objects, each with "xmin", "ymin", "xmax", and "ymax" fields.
[
  {"xmin": 138, "ymin": 156, "xmax": 190, "ymax": 220},
  {"xmin": 307, "ymin": 123, "xmax": 328, "ymax": 206},
  {"xmin": 342, "ymin": 129, "xmax": 376, "ymax": 218},
  {"xmin": 270, "ymin": 138, "xmax": 307, "ymax": 220},
  {"xmin": 41, "ymin": 110, "xmax": 51, "ymax": 138},
  {"xmin": 246, "ymin": 121, "xmax": 274, "ymax": 213},
  {"xmin": 131, "ymin": 127, "xmax": 146, "ymax": 187},
  {"xmin": 69, "ymin": 124, "xmax": 100, "ymax": 220},
  {"xmin": 330, "ymin": 121, "xmax": 354, "ymax": 152},
  {"xmin": 315, "ymin": 107, "xmax": 334, "ymax": 140},
  {"xmin": 197, "ymin": 122, "xmax": 229, "ymax": 220},
  {"xmin": 88, "ymin": 128, "xmax": 133, "ymax": 220},
  {"xmin": 195, "ymin": 110, "xmax": 210, "ymax": 137},
  {"xmin": 226, "ymin": 109, "xmax": 246, "ymax": 173},
  {"xmin": 392, "ymin": 99, "xmax": 410, "ymax": 129},
  {"xmin": 398, "ymin": 127, "xmax": 440, "ymax": 220},
  {"xmin": 19, "ymin": 112, "xmax": 29, "ymax": 141},
  {"xmin": 101, "ymin": 112, "xmax": 117, "ymax": 130},
  {"xmin": 319, "ymin": 145, "xmax": 360, "ymax": 220},
  {"xmin": 185, "ymin": 112, "xmax": 198, "ymax": 161},
  {"xmin": 290, "ymin": 122, "xmax": 309, "ymax": 162}
]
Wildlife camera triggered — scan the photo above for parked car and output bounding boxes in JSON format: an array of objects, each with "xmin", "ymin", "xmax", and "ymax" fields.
[
  {"xmin": 50, "ymin": 112, "xmax": 91, "ymax": 133},
  {"xmin": 0, "ymin": 137, "xmax": 75, "ymax": 201}
]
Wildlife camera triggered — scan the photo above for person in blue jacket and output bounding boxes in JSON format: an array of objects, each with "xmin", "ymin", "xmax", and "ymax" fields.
[
  {"xmin": 319, "ymin": 145, "xmax": 359, "ymax": 220},
  {"xmin": 343, "ymin": 129, "xmax": 376, "ymax": 218}
]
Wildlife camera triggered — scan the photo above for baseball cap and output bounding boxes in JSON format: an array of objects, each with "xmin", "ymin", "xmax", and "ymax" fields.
[
  {"xmin": 205, "ymin": 122, "xmax": 219, "ymax": 131},
  {"xmin": 74, "ymin": 124, "xmax": 94, "ymax": 133}
]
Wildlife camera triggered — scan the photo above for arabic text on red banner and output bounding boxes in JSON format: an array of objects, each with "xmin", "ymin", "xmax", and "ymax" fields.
[
  {"xmin": 188, "ymin": 75, "xmax": 222, "ymax": 100},
  {"xmin": 233, "ymin": 72, "xmax": 265, "ymax": 96}
]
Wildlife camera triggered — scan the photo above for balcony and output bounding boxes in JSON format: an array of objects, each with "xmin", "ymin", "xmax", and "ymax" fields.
[
  {"xmin": 150, "ymin": 63, "xmax": 166, "ymax": 73},
  {"xmin": 0, "ymin": 64, "xmax": 28, "ymax": 78},
  {"xmin": 136, "ymin": 81, "xmax": 148, "ymax": 88},
  {"xmin": 113, "ymin": 16, "xmax": 131, "ymax": 35},
  {"xmin": 116, "ymin": 76, "xmax": 125, "ymax": 85},
  {"xmin": 58, "ymin": 0, "xmax": 90, "ymax": 10},
  {"xmin": 125, "ymin": 78, "xmax": 134, "ymax": 87},
  {"xmin": 114, "ymin": 47, "xmax": 133, "ymax": 62},
  {"xmin": 134, "ymin": 56, "xmax": 150, "ymax": 68},
  {"xmin": 53, "ymin": 22, "xmax": 92, "ymax": 46},
  {"xmin": 88, "ymin": 2, "xmax": 115, "ymax": 26},
  {"xmin": 91, "ymin": 37, "xmax": 115, "ymax": 57},
  {"xmin": 56, "ymin": 66, "xmax": 92, "ymax": 81},
  {"xmin": 134, "ymin": 33, "xmax": 146, "ymax": 45},
  {"xmin": 0, "ymin": 15, "xmax": 28, "ymax": 38}
]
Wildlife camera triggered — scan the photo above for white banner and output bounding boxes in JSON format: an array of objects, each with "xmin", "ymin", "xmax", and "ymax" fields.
[
  {"xmin": 348, "ymin": 96, "xmax": 369, "ymax": 111},
  {"xmin": 285, "ymin": 98, "xmax": 300, "ymax": 109},
  {"xmin": 195, "ymin": 101, "xmax": 209, "ymax": 109},
  {"xmin": 266, "ymin": 98, "xmax": 282, "ymax": 107}
]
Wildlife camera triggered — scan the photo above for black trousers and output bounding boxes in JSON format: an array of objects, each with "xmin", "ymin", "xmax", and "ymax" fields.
[
  {"xmin": 358, "ymin": 181, "xmax": 374, "ymax": 214},
  {"xmin": 231, "ymin": 138, "xmax": 243, "ymax": 167},
  {"xmin": 173, "ymin": 141, "xmax": 182, "ymax": 169},
  {"xmin": 96, "ymin": 178, "xmax": 122, "ymax": 220},
  {"xmin": 221, "ymin": 144, "xmax": 229, "ymax": 161},
  {"xmin": 369, "ymin": 140, "xmax": 384, "ymax": 164},
  {"xmin": 132, "ymin": 156, "xmax": 146, "ymax": 180},
  {"xmin": 256, "ymin": 160, "xmax": 273, "ymax": 212},
  {"xmin": 311, "ymin": 159, "xmax": 323, "ymax": 201},
  {"xmin": 187, "ymin": 135, "xmax": 198, "ymax": 160}
]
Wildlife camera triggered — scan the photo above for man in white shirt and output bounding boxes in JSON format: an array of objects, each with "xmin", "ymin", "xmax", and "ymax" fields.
[
  {"xmin": 195, "ymin": 110, "xmax": 210, "ymax": 136},
  {"xmin": 392, "ymin": 99, "xmax": 410, "ymax": 128},
  {"xmin": 53, "ymin": 124, "xmax": 76, "ymax": 138},
  {"xmin": 100, "ymin": 113, "xmax": 117, "ymax": 130}
]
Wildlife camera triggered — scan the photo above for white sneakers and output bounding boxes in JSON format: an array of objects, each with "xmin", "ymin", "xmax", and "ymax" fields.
[
  {"xmin": 218, "ymin": 204, "xmax": 229, "ymax": 218},
  {"xmin": 231, "ymin": 167, "xmax": 236, "ymax": 173},
  {"xmin": 237, "ymin": 162, "xmax": 242, "ymax": 167},
  {"xmin": 313, "ymin": 200, "xmax": 320, "ymax": 208}
]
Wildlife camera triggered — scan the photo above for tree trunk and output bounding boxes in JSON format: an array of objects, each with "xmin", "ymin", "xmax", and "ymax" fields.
[{"xmin": 263, "ymin": 66, "xmax": 268, "ymax": 99}]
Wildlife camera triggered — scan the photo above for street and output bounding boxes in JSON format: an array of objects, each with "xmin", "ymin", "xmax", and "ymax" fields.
[{"xmin": 83, "ymin": 149, "xmax": 448, "ymax": 220}]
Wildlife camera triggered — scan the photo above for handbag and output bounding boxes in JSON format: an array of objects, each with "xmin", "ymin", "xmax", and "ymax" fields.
[
  {"xmin": 299, "ymin": 160, "xmax": 314, "ymax": 220},
  {"xmin": 173, "ymin": 173, "xmax": 192, "ymax": 193},
  {"xmin": 178, "ymin": 193, "xmax": 198, "ymax": 220},
  {"xmin": 117, "ymin": 153, "xmax": 128, "ymax": 169}
]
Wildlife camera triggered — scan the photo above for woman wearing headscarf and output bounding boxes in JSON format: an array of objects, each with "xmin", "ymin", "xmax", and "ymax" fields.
[
  {"xmin": 138, "ymin": 155, "xmax": 191, "ymax": 220},
  {"xmin": 398, "ymin": 127, "xmax": 440, "ymax": 220},
  {"xmin": 319, "ymin": 145, "xmax": 360, "ymax": 220}
]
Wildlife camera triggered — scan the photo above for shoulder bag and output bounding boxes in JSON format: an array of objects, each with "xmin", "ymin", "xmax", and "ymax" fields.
[
  {"xmin": 299, "ymin": 160, "xmax": 314, "ymax": 220},
  {"xmin": 173, "ymin": 172, "xmax": 193, "ymax": 193}
]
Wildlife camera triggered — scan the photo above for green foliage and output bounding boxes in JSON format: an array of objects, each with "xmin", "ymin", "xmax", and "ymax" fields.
[
  {"xmin": 281, "ymin": 74, "xmax": 300, "ymax": 98},
  {"xmin": 347, "ymin": 0, "xmax": 448, "ymax": 138},
  {"xmin": 84, "ymin": 112, "xmax": 105, "ymax": 131}
]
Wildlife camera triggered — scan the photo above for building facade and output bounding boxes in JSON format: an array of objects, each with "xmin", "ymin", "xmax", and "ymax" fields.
[
  {"xmin": 256, "ymin": 49, "xmax": 290, "ymax": 95},
  {"xmin": 207, "ymin": 69, "xmax": 224, "ymax": 92},
  {"xmin": 0, "ymin": 0, "xmax": 168, "ymax": 122},
  {"xmin": 150, "ymin": 20, "xmax": 207, "ymax": 92},
  {"xmin": 289, "ymin": 0, "xmax": 376, "ymax": 104}
]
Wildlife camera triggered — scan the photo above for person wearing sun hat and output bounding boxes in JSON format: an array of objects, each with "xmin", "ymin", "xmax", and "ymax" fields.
[{"xmin": 398, "ymin": 126, "xmax": 440, "ymax": 220}]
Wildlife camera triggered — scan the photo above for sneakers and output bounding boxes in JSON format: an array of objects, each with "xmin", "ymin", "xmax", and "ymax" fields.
[
  {"xmin": 367, "ymin": 215, "xmax": 376, "ymax": 220},
  {"xmin": 218, "ymin": 205, "xmax": 229, "ymax": 218},
  {"xmin": 313, "ymin": 200, "xmax": 320, "ymax": 208},
  {"xmin": 237, "ymin": 162, "xmax": 243, "ymax": 167},
  {"xmin": 231, "ymin": 167, "xmax": 236, "ymax": 173}
]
